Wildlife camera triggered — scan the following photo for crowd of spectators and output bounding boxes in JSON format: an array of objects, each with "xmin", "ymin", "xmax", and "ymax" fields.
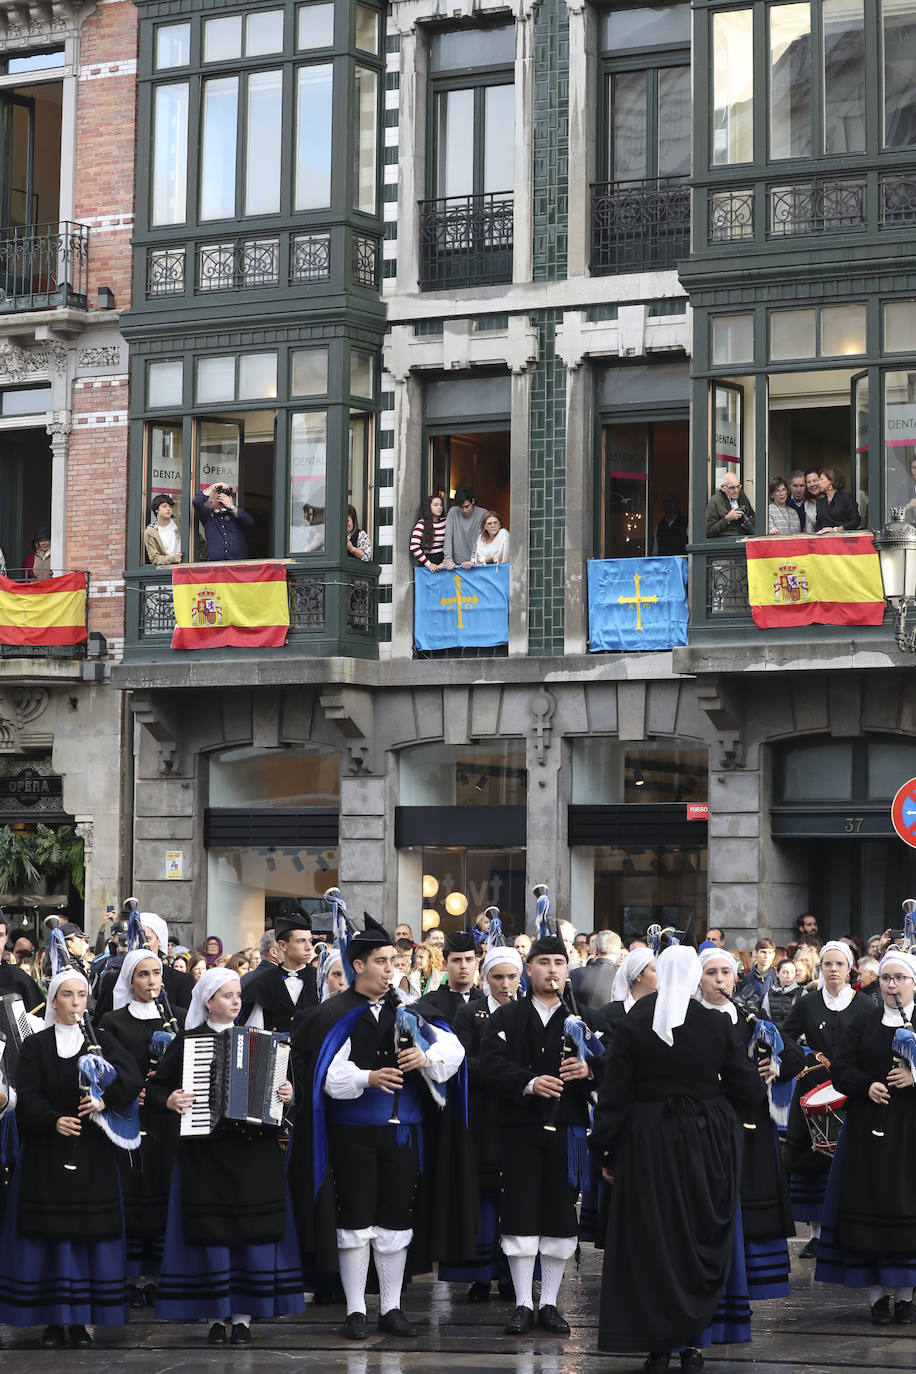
[
  {"xmin": 708, "ymin": 467, "xmax": 863, "ymax": 540},
  {"xmin": 410, "ymin": 488, "xmax": 510, "ymax": 572}
]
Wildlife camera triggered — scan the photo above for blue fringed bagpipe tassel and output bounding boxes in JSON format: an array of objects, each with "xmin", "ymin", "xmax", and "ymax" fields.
[
  {"xmin": 893, "ymin": 1027, "xmax": 916, "ymax": 1074},
  {"xmin": 78, "ymin": 1052, "xmax": 141, "ymax": 1151},
  {"xmin": 485, "ymin": 914, "xmax": 507, "ymax": 953},
  {"xmin": 747, "ymin": 1017, "xmax": 784, "ymax": 1077},
  {"xmin": 48, "ymin": 925, "xmax": 70, "ymax": 978},
  {"xmin": 768, "ymin": 1078, "xmax": 795, "ymax": 1130},
  {"xmin": 395, "ymin": 1005, "xmax": 446, "ymax": 1108},
  {"xmin": 149, "ymin": 1028, "xmax": 176, "ymax": 1060},
  {"xmin": 563, "ymin": 1015, "xmax": 601, "ymax": 1063},
  {"xmin": 326, "ymin": 888, "xmax": 355, "ymax": 987},
  {"xmin": 126, "ymin": 907, "xmax": 147, "ymax": 952},
  {"xmin": 536, "ymin": 891, "xmax": 552, "ymax": 939}
]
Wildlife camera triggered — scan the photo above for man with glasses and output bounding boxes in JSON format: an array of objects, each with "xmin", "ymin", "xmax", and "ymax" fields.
[
  {"xmin": 443, "ymin": 488, "xmax": 484, "ymax": 571},
  {"xmin": 705, "ymin": 473, "xmax": 756, "ymax": 538}
]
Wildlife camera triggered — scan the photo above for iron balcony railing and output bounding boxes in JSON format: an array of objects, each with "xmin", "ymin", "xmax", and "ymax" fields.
[
  {"xmin": 0, "ymin": 222, "xmax": 89, "ymax": 312},
  {"xmin": 418, "ymin": 191, "xmax": 513, "ymax": 290},
  {"xmin": 0, "ymin": 569, "xmax": 90, "ymax": 659},
  {"xmin": 591, "ymin": 175, "xmax": 690, "ymax": 275}
]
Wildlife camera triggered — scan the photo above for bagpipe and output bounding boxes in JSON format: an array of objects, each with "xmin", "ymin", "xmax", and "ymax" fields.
[
  {"xmin": 64, "ymin": 1011, "xmax": 141, "ymax": 1169},
  {"xmin": 532, "ymin": 883, "xmax": 601, "ymax": 1131},
  {"xmin": 725, "ymin": 992, "xmax": 794, "ymax": 1130}
]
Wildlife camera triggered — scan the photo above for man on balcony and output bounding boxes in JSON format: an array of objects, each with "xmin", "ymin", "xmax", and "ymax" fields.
[
  {"xmin": 192, "ymin": 484, "xmax": 253, "ymax": 561},
  {"xmin": 705, "ymin": 474, "xmax": 755, "ymax": 538}
]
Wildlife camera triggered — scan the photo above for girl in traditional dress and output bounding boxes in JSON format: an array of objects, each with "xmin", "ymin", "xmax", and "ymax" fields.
[
  {"xmin": 0, "ymin": 970, "xmax": 141, "ymax": 1348},
  {"xmin": 147, "ymin": 968, "xmax": 304, "ymax": 1345}
]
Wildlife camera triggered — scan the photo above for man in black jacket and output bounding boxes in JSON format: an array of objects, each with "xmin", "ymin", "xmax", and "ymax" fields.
[
  {"xmin": 479, "ymin": 935, "xmax": 594, "ymax": 1338},
  {"xmin": 238, "ymin": 913, "xmax": 318, "ymax": 1031},
  {"xmin": 410, "ymin": 930, "xmax": 485, "ymax": 1026}
]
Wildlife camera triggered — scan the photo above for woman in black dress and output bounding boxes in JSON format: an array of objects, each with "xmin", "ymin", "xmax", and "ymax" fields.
[
  {"xmin": 814, "ymin": 466, "xmax": 860, "ymax": 531},
  {"xmin": 0, "ymin": 969, "xmax": 141, "ymax": 1348},
  {"xmin": 147, "ymin": 968, "xmax": 304, "ymax": 1345},
  {"xmin": 594, "ymin": 944, "xmax": 765, "ymax": 1371},
  {"xmin": 815, "ymin": 949, "xmax": 915, "ymax": 1322},
  {"xmin": 782, "ymin": 941, "xmax": 874, "ymax": 1255},
  {"xmin": 101, "ymin": 948, "xmax": 184, "ymax": 1308}
]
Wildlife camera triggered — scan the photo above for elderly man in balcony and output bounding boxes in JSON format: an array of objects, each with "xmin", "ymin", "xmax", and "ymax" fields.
[
  {"xmin": 705, "ymin": 473, "xmax": 755, "ymax": 538},
  {"xmin": 192, "ymin": 483, "xmax": 253, "ymax": 561}
]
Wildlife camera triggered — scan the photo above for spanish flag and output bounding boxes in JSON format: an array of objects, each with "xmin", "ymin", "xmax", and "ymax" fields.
[
  {"xmin": 745, "ymin": 533, "xmax": 885, "ymax": 628},
  {"xmin": 171, "ymin": 562, "xmax": 289, "ymax": 650},
  {"xmin": 0, "ymin": 572, "xmax": 88, "ymax": 646}
]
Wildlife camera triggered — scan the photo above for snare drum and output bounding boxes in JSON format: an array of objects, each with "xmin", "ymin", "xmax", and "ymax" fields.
[{"xmin": 799, "ymin": 1080, "xmax": 847, "ymax": 1157}]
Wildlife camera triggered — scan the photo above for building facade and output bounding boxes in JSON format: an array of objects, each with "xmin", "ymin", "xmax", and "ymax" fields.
[{"xmin": 111, "ymin": 0, "xmax": 916, "ymax": 953}]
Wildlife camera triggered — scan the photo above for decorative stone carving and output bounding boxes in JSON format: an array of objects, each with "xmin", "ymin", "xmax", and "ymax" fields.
[
  {"xmin": 530, "ymin": 689, "xmax": 556, "ymax": 765},
  {"xmin": 75, "ymin": 819, "xmax": 94, "ymax": 864},
  {"xmin": 695, "ymin": 677, "xmax": 745, "ymax": 770},
  {"xmin": 320, "ymin": 689, "xmax": 373, "ymax": 773},
  {"xmin": 130, "ymin": 692, "xmax": 180, "ymax": 776},
  {"xmin": 0, "ymin": 340, "xmax": 67, "ymax": 381},
  {"xmin": 77, "ymin": 346, "xmax": 121, "ymax": 369},
  {"xmin": 46, "ymin": 410, "xmax": 72, "ymax": 439},
  {"xmin": 0, "ymin": 687, "xmax": 49, "ymax": 754}
]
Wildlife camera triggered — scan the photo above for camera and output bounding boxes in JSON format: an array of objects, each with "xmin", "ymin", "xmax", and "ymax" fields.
[{"xmin": 213, "ymin": 484, "xmax": 235, "ymax": 497}]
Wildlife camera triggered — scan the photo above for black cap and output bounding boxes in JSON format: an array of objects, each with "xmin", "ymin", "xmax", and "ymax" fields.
[
  {"xmin": 349, "ymin": 912, "xmax": 394, "ymax": 959},
  {"xmin": 445, "ymin": 930, "xmax": 477, "ymax": 955},
  {"xmin": 526, "ymin": 935, "xmax": 568, "ymax": 962},
  {"xmin": 60, "ymin": 922, "xmax": 85, "ymax": 939},
  {"xmin": 275, "ymin": 913, "xmax": 313, "ymax": 940}
]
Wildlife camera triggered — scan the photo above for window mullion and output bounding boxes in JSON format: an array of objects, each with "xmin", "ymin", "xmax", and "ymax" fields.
[
  {"xmin": 238, "ymin": 71, "xmax": 248, "ymax": 220},
  {"xmin": 647, "ymin": 68, "xmax": 659, "ymax": 180},
  {"xmin": 811, "ymin": 0, "xmax": 825, "ymax": 158},
  {"xmin": 473, "ymin": 82, "xmax": 485, "ymax": 197}
]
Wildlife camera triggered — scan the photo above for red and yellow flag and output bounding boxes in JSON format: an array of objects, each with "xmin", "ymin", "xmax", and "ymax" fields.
[
  {"xmin": 0, "ymin": 572, "xmax": 88, "ymax": 646},
  {"xmin": 171, "ymin": 562, "xmax": 289, "ymax": 650},
  {"xmin": 745, "ymin": 533, "xmax": 884, "ymax": 628}
]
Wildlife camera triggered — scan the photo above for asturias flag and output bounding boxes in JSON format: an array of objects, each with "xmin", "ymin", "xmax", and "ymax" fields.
[
  {"xmin": 587, "ymin": 557, "xmax": 688, "ymax": 651},
  {"xmin": 745, "ymin": 533, "xmax": 884, "ymax": 628},
  {"xmin": 414, "ymin": 565, "xmax": 509, "ymax": 650},
  {"xmin": 171, "ymin": 561, "xmax": 289, "ymax": 649},
  {"xmin": 0, "ymin": 572, "xmax": 88, "ymax": 646}
]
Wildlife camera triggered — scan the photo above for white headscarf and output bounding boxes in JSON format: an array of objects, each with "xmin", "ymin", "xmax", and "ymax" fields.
[
  {"xmin": 481, "ymin": 945, "xmax": 523, "ymax": 998},
  {"xmin": 612, "ymin": 948, "xmax": 654, "ymax": 1002},
  {"xmin": 186, "ymin": 967, "xmax": 239, "ymax": 1030},
  {"xmin": 652, "ymin": 945, "xmax": 701, "ymax": 1046},
  {"xmin": 44, "ymin": 969, "xmax": 89, "ymax": 1027},
  {"xmin": 320, "ymin": 948, "xmax": 342, "ymax": 1002},
  {"xmin": 140, "ymin": 912, "xmax": 168, "ymax": 952},
  {"xmin": 878, "ymin": 949, "xmax": 916, "ymax": 982},
  {"xmin": 112, "ymin": 949, "xmax": 163, "ymax": 1011},
  {"xmin": 878, "ymin": 950, "xmax": 916, "ymax": 1024},
  {"xmin": 817, "ymin": 940, "xmax": 854, "ymax": 990}
]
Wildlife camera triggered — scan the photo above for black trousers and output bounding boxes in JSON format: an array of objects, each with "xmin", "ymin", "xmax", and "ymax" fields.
[
  {"xmin": 498, "ymin": 1124, "xmax": 579, "ymax": 1237},
  {"xmin": 328, "ymin": 1123, "xmax": 420, "ymax": 1230}
]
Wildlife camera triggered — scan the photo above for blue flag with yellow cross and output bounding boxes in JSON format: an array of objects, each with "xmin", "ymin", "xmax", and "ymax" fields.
[
  {"xmin": 414, "ymin": 565, "xmax": 509, "ymax": 650},
  {"xmin": 587, "ymin": 557, "xmax": 688, "ymax": 652}
]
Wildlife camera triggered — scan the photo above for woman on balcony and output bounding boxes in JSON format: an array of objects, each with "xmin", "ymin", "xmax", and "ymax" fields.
[
  {"xmin": 767, "ymin": 477, "xmax": 800, "ymax": 536},
  {"xmin": 409, "ymin": 494, "xmax": 446, "ymax": 570},
  {"xmin": 472, "ymin": 512, "xmax": 509, "ymax": 565},
  {"xmin": 24, "ymin": 527, "xmax": 52, "ymax": 580},
  {"xmin": 346, "ymin": 506, "xmax": 372, "ymax": 562},
  {"xmin": 814, "ymin": 468, "xmax": 860, "ymax": 533}
]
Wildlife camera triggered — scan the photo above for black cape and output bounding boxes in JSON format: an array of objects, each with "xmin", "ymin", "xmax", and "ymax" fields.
[
  {"xmin": 287, "ymin": 987, "xmax": 475, "ymax": 1277},
  {"xmin": 0, "ymin": 962, "xmax": 44, "ymax": 1014},
  {"xmin": 239, "ymin": 960, "xmax": 318, "ymax": 1032},
  {"xmin": 453, "ymin": 998, "xmax": 500, "ymax": 1188},
  {"xmin": 93, "ymin": 959, "xmax": 193, "ymax": 1020},
  {"xmin": 410, "ymin": 982, "xmax": 484, "ymax": 1028},
  {"xmin": 592, "ymin": 996, "xmax": 765, "ymax": 1353}
]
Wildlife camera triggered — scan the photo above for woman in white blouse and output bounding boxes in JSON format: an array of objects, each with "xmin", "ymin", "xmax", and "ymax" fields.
[{"xmin": 472, "ymin": 511, "xmax": 509, "ymax": 565}]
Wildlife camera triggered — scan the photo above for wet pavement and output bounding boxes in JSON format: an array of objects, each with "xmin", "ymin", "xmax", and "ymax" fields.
[{"xmin": 0, "ymin": 1232, "xmax": 912, "ymax": 1371}]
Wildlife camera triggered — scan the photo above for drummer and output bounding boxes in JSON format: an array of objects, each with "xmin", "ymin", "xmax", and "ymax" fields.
[
  {"xmin": 781, "ymin": 941, "xmax": 875, "ymax": 1258},
  {"xmin": 814, "ymin": 950, "xmax": 912, "ymax": 1324}
]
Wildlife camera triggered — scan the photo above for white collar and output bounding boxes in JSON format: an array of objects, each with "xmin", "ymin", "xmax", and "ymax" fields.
[
  {"xmin": 54, "ymin": 1021, "xmax": 84, "ymax": 1057},
  {"xmin": 822, "ymin": 986, "xmax": 854, "ymax": 1012},
  {"xmin": 128, "ymin": 999, "xmax": 161, "ymax": 1021},
  {"xmin": 623, "ymin": 992, "xmax": 635, "ymax": 1012},
  {"xmin": 699, "ymin": 993, "xmax": 738, "ymax": 1023},
  {"xmin": 206, "ymin": 1019, "xmax": 233, "ymax": 1033},
  {"xmin": 487, "ymin": 994, "xmax": 500, "ymax": 1014},
  {"xmin": 882, "ymin": 1001, "xmax": 916, "ymax": 1027}
]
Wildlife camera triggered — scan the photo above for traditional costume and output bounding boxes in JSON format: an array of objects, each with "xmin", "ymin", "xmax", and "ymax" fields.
[
  {"xmin": 93, "ymin": 912, "xmax": 193, "ymax": 1019},
  {"xmin": 478, "ymin": 934, "xmax": 597, "ymax": 1337},
  {"xmin": 815, "ymin": 950, "xmax": 915, "ymax": 1321},
  {"xmin": 782, "ymin": 941, "xmax": 874, "ymax": 1245},
  {"xmin": 593, "ymin": 945, "xmax": 765, "ymax": 1365},
  {"xmin": 100, "ymin": 949, "xmax": 185, "ymax": 1305},
  {"xmin": 288, "ymin": 919, "xmax": 472, "ymax": 1339},
  {"xmin": 238, "ymin": 913, "xmax": 318, "ymax": 1030},
  {"xmin": 0, "ymin": 969, "xmax": 142, "ymax": 1345},
  {"xmin": 147, "ymin": 969, "xmax": 304, "ymax": 1344},
  {"xmin": 410, "ymin": 929, "xmax": 486, "ymax": 1025}
]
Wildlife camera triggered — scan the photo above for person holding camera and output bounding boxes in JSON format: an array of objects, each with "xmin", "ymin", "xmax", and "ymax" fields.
[
  {"xmin": 705, "ymin": 474, "xmax": 755, "ymax": 538},
  {"xmin": 192, "ymin": 484, "xmax": 253, "ymax": 562}
]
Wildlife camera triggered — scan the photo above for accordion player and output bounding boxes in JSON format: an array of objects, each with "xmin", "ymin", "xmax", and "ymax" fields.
[
  {"xmin": 179, "ymin": 1025, "xmax": 291, "ymax": 1137},
  {"xmin": 0, "ymin": 993, "xmax": 36, "ymax": 1091}
]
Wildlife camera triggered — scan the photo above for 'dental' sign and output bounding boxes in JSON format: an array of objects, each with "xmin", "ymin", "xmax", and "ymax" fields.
[{"xmin": 886, "ymin": 405, "xmax": 916, "ymax": 447}]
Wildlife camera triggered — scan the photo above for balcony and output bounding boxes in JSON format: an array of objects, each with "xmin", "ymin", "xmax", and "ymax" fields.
[
  {"xmin": 590, "ymin": 176, "xmax": 690, "ymax": 275},
  {"xmin": 0, "ymin": 222, "xmax": 89, "ymax": 313},
  {"xmin": 418, "ymin": 191, "xmax": 513, "ymax": 290}
]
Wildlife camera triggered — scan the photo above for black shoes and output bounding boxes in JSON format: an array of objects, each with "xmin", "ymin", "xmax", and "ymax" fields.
[
  {"xmin": 39, "ymin": 1326, "xmax": 66, "ymax": 1349},
  {"xmin": 143, "ymin": 1282, "xmax": 158, "ymax": 1308},
  {"xmin": 537, "ymin": 1304, "xmax": 570, "ymax": 1335},
  {"xmin": 467, "ymin": 1281, "xmax": 491, "ymax": 1302},
  {"xmin": 342, "ymin": 1311, "xmax": 368, "ymax": 1340},
  {"xmin": 644, "ymin": 1355, "xmax": 671, "ymax": 1372},
  {"xmin": 680, "ymin": 1348, "xmax": 703, "ymax": 1370},
  {"xmin": 230, "ymin": 1323, "xmax": 251, "ymax": 1345},
  {"xmin": 799, "ymin": 1236, "xmax": 819, "ymax": 1259},
  {"xmin": 896, "ymin": 1299, "xmax": 915, "ymax": 1324},
  {"xmin": 207, "ymin": 1322, "xmax": 228, "ymax": 1345},
  {"xmin": 504, "ymin": 1305, "xmax": 535, "ymax": 1335},
  {"xmin": 69, "ymin": 1326, "xmax": 93, "ymax": 1349},
  {"xmin": 871, "ymin": 1295, "xmax": 893, "ymax": 1325},
  {"xmin": 377, "ymin": 1307, "xmax": 416, "ymax": 1336}
]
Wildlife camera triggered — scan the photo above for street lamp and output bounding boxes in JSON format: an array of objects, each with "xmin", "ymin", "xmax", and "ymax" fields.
[{"xmin": 873, "ymin": 508, "xmax": 916, "ymax": 652}]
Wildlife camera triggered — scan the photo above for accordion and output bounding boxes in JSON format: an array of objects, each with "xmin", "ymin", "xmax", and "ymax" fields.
[
  {"xmin": 0, "ymin": 993, "xmax": 34, "ymax": 1088},
  {"xmin": 180, "ymin": 1026, "xmax": 291, "ymax": 1137}
]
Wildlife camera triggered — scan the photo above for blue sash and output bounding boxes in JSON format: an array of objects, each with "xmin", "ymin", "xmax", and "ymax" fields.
[{"xmin": 328, "ymin": 1082, "xmax": 423, "ymax": 1128}]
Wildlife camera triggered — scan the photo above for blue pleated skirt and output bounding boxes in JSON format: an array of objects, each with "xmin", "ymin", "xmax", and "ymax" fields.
[
  {"xmin": 438, "ymin": 1190, "xmax": 509, "ymax": 1284},
  {"xmin": 0, "ymin": 1165, "xmax": 128, "ymax": 1327},
  {"xmin": 816, "ymin": 1129, "xmax": 916, "ymax": 1290},
  {"xmin": 155, "ymin": 1171, "xmax": 305, "ymax": 1320},
  {"xmin": 789, "ymin": 1166, "xmax": 828, "ymax": 1223},
  {"xmin": 744, "ymin": 1235, "xmax": 791, "ymax": 1300},
  {"xmin": 695, "ymin": 1207, "xmax": 751, "ymax": 1348}
]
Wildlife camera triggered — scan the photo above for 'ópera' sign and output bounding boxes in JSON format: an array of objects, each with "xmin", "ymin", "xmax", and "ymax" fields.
[{"xmin": 0, "ymin": 767, "xmax": 64, "ymax": 808}]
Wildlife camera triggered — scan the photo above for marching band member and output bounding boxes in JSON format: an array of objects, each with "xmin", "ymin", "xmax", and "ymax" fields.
[
  {"xmin": 593, "ymin": 945, "xmax": 765, "ymax": 1371},
  {"xmin": 410, "ymin": 929, "xmax": 486, "ymax": 1025},
  {"xmin": 594, "ymin": 948, "xmax": 657, "ymax": 1037},
  {"xmin": 782, "ymin": 940, "xmax": 874, "ymax": 1256},
  {"xmin": 479, "ymin": 933, "xmax": 596, "ymax": 1338},
  {"xmin": 696, "ymin": 946, "xmax": 804, "ymax": 1298},
  {"xmin": 0, "ymin": 970, "xmax": 141, "ymax": 1348},
  {"xmin": 147, "ymin": 969, "xmax": 304, "ymax": 1345},
  {"xmin": 238, "ymin": 913, "xmax": 318, "ymax": 1031},
  {"xmin": 289, "ymin": 918, "xmax": 471, "ymax": 1340},
  {"xmin": 100, "ymin": 949, "xmax": 185, "ymax": 1308},
  {"xmin": 440, "ymin": 942, "xmax": 523, "ymax": 1301},
  {"xmin": 815, "ymin": 949, "xmax": 913, "ymax": 1323}
]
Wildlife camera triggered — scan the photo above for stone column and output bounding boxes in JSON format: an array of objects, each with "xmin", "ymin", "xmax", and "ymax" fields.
[
  {"xmin": 513, "ymin": 11, "xmax": 536, "ymax": 284},
  {"xmin": 707, "ymin": 768, "xmax": 762, "ymax": 943},
  {"xmin": 395, "ymin": 24, "xmax": 425, "ymax": 295},
  {"xmin": 509, "ymin": 368, "xmax": 532, "ymax": 654},
  {"xmin": 339, "ymin": 774, "xmax": 388, "ymax": 922},
  {"xmin": 524, "ymin": 688, "xmax": 562, "ymax": 933},
  {"xmin": 389, "ymin": 369, "xmax": 423, "ymax": 658},
  {"xmin": 565, "ymin": 0, "xmax": 595, "ymax": 279},
  {"xmin": 46, "ymin": 412, "xmax": 71, "ymax": 572},
  {"xmin": 563, "ymin": 356, "xmax": 593, "ymax": 653}
]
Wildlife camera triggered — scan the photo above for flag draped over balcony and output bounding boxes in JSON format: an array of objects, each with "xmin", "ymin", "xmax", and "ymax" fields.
[
  {"xmin": 745, "ymin": 533, "xmax": 885, "ymax": 627},
  {"xmin": 171, "ymin": 562, "xmax": 289, "ymax": 649},
  {"xmin": 587, "ymin": 557, "xmax": 688, "ymax": 651},
  {"xmin": 0, "ymin": 572, "xmax": 88, "ymax": 646},
  {"xmin": 414, "ymin": 565, "xmax": 509, "ymax": 650}
]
